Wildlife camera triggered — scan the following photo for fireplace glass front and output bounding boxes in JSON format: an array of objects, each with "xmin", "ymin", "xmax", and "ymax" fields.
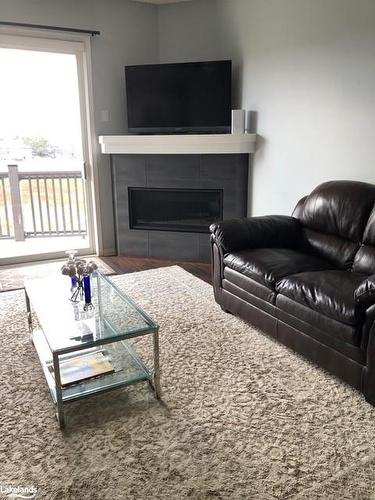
[{"xmin": 128, "ymin": 187, "xmax": 223, "ymax": 233}]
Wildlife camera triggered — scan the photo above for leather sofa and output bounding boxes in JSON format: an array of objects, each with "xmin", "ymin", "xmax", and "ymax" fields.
[{"xmin": 210, "ymin": 180, "xmax": 375, "ymax": 404}]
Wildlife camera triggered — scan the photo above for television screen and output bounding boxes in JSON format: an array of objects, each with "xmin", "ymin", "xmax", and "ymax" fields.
[{"xmin": 125, "ymin": 60, "xmax": 232, "ymax": 134}]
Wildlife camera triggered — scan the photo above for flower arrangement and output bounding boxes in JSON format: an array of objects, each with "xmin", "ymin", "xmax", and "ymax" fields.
[{"xmin": 61, "ymin": 251, "xmax": 98, "ymax": 309}]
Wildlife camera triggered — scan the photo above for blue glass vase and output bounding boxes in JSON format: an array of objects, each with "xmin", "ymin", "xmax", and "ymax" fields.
[{"xmin": 83, "ymin": 275, "xmax": 91, "ymax": 305}]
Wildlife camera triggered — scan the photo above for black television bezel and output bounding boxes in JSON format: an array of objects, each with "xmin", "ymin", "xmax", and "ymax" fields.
[{"xmin": 125, "ymin": 60, "xmax": 232, "ymax": 135}]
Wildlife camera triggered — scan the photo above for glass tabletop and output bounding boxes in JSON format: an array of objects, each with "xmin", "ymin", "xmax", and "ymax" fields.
[{"xmin": 25, "ymin": 271, "xmax": 158, "ymax": 354}]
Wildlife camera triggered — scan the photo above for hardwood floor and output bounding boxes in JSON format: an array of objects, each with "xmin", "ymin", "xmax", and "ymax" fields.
[{"xmin": 101, "ymin": 256, "xmax": 212, "ymax": 285}]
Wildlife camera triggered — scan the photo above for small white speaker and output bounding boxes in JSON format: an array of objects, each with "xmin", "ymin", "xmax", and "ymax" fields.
[{"xmin": 231, "ymin": 109, "xmax": 245, "ymax": 135}]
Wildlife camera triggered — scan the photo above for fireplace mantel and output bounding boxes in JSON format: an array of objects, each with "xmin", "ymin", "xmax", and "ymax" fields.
[
  {"xmin": 99, "ymin": 133, "xmax": 256, "ymax": 155},
  {"xmin": 106, "ymin": 135, "xmax": 253, "ymax": 261}
]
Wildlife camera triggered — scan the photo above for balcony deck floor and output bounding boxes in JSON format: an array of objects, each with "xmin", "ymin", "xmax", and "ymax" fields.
[{"xmin": 0, "ymin": 234, "xmax": 89, "ymax": 261}]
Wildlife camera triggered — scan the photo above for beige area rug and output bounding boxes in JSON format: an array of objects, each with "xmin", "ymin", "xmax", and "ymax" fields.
[
  {"xmin": 0, "ymin": 257, "xmax": 114, "ymax": 292},
  {"xmin": 1, "ymin": 266, "xmax": 375, "ymax": 500}
]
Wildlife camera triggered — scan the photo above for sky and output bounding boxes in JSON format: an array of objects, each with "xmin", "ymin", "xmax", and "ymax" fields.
[{"xmin": 0, "ymin": 48, "xmax": 83, "ymax": 159}]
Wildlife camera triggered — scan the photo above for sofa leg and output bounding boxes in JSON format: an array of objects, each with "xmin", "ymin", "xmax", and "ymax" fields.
[
  {"xmin": 220, "ymin": 306, "xmax": 232, "ymax": 314},
  {"xmin": 365, "ymin": 394, "xmax": 375, "ymax": 406},
  {"xmin": 363, "ymin": 370, "xmax": 375, "ymax": 406}
]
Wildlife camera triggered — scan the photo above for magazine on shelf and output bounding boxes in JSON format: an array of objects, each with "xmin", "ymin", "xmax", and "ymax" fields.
[{"xmin": 48, "ymin": 350, "xmax": 115, "ymax": 388}]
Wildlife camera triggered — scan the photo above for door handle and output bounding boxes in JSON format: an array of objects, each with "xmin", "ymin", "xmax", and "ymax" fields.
[{"xmin": 83, "ymin": 161, "xmax": 88, "ymax": 181}]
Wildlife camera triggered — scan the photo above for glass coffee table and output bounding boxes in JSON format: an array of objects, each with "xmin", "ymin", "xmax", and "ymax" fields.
[{"xmin": 24, "ymin": 271, "xmax": 161, "ymax": 429}]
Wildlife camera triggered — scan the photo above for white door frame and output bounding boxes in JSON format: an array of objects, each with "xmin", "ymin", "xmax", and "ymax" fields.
[{"xmin": 0, "ymin": 27, "xmax": 103, "ymax": 265}]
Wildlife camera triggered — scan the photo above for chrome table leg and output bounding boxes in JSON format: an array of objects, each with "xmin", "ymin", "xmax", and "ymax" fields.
[
  {"xmin": 53, "ymin": 352, "xmax": 65, "ymax": 430},
  {"xmin": 25, "ymin": 289, "xmax": 33, "ymax": 334},
  {"xmin": 152, "ymin": 328, "xmax": 162, "ymax": 399}
]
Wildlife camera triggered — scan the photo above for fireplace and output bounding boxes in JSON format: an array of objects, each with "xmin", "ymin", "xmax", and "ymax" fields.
[
  {"xmin": 128, "ymin": 187, "xmax": 223, "ymax": 233},
  {"xmin": 111, "ymin": 153, "xmax": 249, "ymax": 262}
]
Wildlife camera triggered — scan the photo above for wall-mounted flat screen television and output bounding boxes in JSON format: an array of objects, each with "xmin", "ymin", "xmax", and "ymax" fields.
[{"xmin": 125, "ymin": 60, "xmax": 232, "ymax": 134}]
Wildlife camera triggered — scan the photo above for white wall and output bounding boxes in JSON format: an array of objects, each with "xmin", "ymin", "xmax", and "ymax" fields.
[
  {"xmin": 158, "ymin": 0, "xmax": 375, "ymax": 216},
  {"xmin": 1, "ymin": 0, "xmax": 159, "ymax": 254}
]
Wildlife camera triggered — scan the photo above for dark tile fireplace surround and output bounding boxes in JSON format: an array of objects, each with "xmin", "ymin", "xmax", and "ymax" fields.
[{"xmin": 112, "ymin": 154, "xmax": 249, "ymax": 262}]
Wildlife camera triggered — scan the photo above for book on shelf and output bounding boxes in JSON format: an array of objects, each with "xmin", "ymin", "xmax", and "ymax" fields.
[{"xmin": 48, "ymin": 350, "xmax": 115, "ymax": 388}]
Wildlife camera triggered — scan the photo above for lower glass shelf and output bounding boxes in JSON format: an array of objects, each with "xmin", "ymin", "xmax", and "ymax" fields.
[{"xmin": 33, "ymin": 329, "xmax": 152, "ymax": 404}]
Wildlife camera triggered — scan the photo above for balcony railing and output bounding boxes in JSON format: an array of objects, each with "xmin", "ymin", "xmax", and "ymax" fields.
[
  {"xmin": 0, "ymin": 173, "xmax": 12, "ymax": 238},
  {"xmin": 0, "ymin": 165, "xmax": 87, "ymax": 241}
]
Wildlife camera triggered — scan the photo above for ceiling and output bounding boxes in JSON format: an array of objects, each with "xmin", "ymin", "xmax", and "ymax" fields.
[{"xmin": 132, "ymin": 0, "xmax": 191, "ymax": 4}]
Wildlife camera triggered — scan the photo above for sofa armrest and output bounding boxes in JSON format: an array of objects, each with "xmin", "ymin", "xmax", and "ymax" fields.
[
  {"xmin": 355, "ymin": 275, "xmax": 375, "ymax": 309},
  {"xmin": 209, "ymin": 215, "xmax": 302, "ymax": 254}
]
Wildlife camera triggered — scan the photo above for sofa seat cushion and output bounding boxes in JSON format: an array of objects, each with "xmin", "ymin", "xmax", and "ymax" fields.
[
  {"xmin": 223, "ymin": 267, "xmax": 276, "ymax": 304},
  {"xmin": 223, "ymin": 248, "xmax": 334, "ymax": 290},
  {"xmin": 276, "ymin": 270, "xmax": 365, "ymax": 326},
  {"xmin": 276, "ymin": 295, "xmax": 362, "ymax": 349}
]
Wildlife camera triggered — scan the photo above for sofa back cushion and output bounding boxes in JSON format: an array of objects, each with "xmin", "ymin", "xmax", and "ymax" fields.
[
  {"xmin": 294, "ymin": 181, "xmax": 375, "ymax": 270},
  {"xmin": 353, "ymin": 207, "xmax": 375, "ymax": 274},
  {"xmin": 299, "ymin": 181, "xmax": 375, "ymax": 240},
  {"xmin": 302, "ymin": 228, "xmax": 358, "ymax": 269}
]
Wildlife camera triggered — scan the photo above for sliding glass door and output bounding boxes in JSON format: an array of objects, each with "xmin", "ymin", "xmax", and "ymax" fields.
[{"xmin": 0, "ymin": 32, "xmax": 96, "ymax": 264}]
